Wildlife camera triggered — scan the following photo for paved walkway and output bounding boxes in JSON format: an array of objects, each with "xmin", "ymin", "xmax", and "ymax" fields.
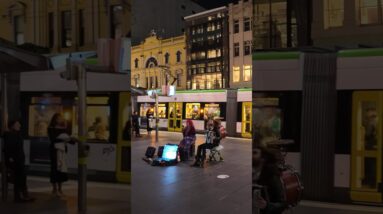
[
  {"xmin": 131, "ymin": 131, "xmax": 252, "ymax": 214},
  {"xmin": 0, "ymin": 176, "xmax": 130, "ymax": 214}
]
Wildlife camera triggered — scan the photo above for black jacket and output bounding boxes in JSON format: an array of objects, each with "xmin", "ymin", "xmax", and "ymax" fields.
[
  {"xmin": 257, "ymin": 165, "xmax": 287, "ymax": 214},
  {"xmin": 4, "ymin": 130, "xmax": 25, "ymax": 167}
]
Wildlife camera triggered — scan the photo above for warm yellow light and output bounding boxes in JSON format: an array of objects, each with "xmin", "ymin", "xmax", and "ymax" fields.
[{"xmin": 64, "ymin": 112, "xmax": 71, "ymax": 120}]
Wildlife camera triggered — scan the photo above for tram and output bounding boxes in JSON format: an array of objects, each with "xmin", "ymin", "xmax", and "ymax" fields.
[
  {"xmin": 253, "ymin": 48, "xmax": 383, "ymax": 204},
  {"xmin": 136, "ymin": 88, "xmax": 252, "ymax": 138},
  {"xmin": 18, "ymin": 69, "xmax": 131, "ymax": 183}
]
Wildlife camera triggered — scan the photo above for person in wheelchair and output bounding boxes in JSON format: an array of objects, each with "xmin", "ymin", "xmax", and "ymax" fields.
[{"xmin": 191, "ymin": 119, "xmax": 221, "ymax": 167}]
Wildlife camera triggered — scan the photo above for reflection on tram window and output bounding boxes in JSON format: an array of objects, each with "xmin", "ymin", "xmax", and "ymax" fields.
[
  {"xmin": 186, "ymin": 103, "xmax": 201, "ymax": 119},
  {"xmin": 204, "ymin": 104, "xmax": 221, "ymax": 120},
  {"xmin": 72, "ymin": 97, "xmax": 111, "ymax": 142},
  {"xmin": 28, "ymin": 104, "xmax": 63, "ymax": 137},
  {"xmin": 154, "ymin": 104, "xmax": 166, "ymax": 118},
  {"xmin": 84, "ymin": 106, "xmax": 110, "ymax": 142},
  {"xmin": 253, "ymin": 107, "xmax": 281, "ymax": 146},
  {"xmin": 362, "ymin": 102, "xmax": 378, "ymax": 151},
  {"xmin": 363, "ymin": 157, "xmax": 377, "ymax": 188},
  {"xmin": 140, "ymin": 104, "xmax": 151, "ymax": 117}
]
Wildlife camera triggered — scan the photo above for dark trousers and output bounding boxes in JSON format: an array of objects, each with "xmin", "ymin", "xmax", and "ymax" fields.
[
  {"xmin": 196, "ymin": 143, "xmax": 218, "ymax": 160},
  {"xmin": 134, "ymin": 125, "xmax": 140, "ymax": 136},
  {"xmin": 13, "ymin": 163, "xmax": 28, "ymax": 200}
]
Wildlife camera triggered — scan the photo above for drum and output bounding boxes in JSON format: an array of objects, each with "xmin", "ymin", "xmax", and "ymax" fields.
[{"xmin": 280, "ymin": 165, "xmax": 303, "ymax": 207}]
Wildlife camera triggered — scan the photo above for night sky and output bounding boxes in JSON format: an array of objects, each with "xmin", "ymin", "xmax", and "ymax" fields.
[{"xmin": 192, "ymin": 0, "xmax": 238, "ymax": 9}]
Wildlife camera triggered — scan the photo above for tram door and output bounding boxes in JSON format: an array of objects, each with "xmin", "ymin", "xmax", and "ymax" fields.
[
  {"xmin": 242, "ymin": 102, "xmax": 252, "ymax": 138},
  {"xmin": 168, "ymin": 102, "xmax": 183, "ymax": 132},
  {"xmin": 351, "ymin": 91, "xmax": 383, "ymax": 203},
  {"xmin": 116, "ymin": 92, "xmax": 131, "ymax": 183}
]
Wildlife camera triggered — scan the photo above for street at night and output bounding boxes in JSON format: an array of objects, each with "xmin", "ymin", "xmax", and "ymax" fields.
[
  {"xmin": 0, "ymin": 177, "xmax": 130, "ymax": 214},
  {"xmin": 132, "ymin": 131, "xmax": 251, "ymax": 214}
]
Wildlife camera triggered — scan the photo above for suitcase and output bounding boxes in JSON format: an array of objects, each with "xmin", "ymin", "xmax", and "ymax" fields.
[{"xmin": 145, "ymin": 146, "xmax": 156, "ymax": 158}]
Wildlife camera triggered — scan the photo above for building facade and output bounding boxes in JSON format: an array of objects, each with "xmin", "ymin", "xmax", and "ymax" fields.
[
  {"xmin": 228, "ymin": 0, "xmax": 253, "ymax": 89},
  {"xmin": 131, "ymin": 0, "xmax": 204, "ymax": 45},
  {"xmin": 0, "ymin": 0, "xmax": 131, "ymax": 53},
  {"xmin": 185, "ymin": 7, "xmax": 229, "ymax": 90},
  {"xmin": 312, "ymin": 0, "xmax": 383, "ymax": 49},
  {"xmin": 131, "ymin": 32, "xmax": 187, "ymax": 90},
  {"xmin": 253, "ymin": 0, "xmax": 311, "ymax": 50}
]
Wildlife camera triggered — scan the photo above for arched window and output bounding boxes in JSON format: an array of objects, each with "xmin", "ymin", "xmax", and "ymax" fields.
[
  {"xmin": 176, "ymin": 51, "xmax": 182, "ymax": 63},
  {"xmin": 134, "ymin": 58, "xmax": 139, "ymax": 68},
  {"xmin": 164, "ymin": 53, "xmax": 170, "ymax": 64},
  {"xmin": 146, "ymin": 57, "xmax": 158, "ymax": 68}
]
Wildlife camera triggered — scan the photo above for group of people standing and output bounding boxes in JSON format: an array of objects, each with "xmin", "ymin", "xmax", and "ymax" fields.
[{"xmin": 3, "ymin": 113, "xmax": 78, "ymax": 202}]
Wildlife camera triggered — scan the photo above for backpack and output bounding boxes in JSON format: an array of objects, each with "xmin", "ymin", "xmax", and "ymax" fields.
[{"xmin": 219, "ymin": 125, "xmax": 227, "ymax": 139}]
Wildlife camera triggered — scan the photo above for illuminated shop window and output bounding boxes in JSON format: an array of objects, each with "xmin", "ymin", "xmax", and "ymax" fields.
[{"xmin": 29, "ymin": 104, "xmax": 64, "ymax": 137}]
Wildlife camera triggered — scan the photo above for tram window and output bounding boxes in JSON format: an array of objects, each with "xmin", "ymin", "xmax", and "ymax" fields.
[
  {"xmin": 253, "ymin": 107, "xmax": 282, "ymax": 145},
  {"xmin": 28, "ymin": 105, "xmax": 63, "ymax": 137},
  {"xmin": 203, "ymin": 104, "xmax": 221, "ymax": 120},
  {"xmin": 185, "ymin": 103, "xmax": 202, "ymax": 120},
  {"xmin": 154, "ymin": 104, "xmax": 167, "ymax": 118},
  {"xmin": 73, "ymin": 97, "xmax": 111, "ymax": 143}
]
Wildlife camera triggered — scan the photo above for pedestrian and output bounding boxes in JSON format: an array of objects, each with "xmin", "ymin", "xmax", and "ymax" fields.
[
  {"xmin": 253, "ymin": 145, "xmax": 287, "ymax": 214},
  {"xmin": 179, "ymin": 119, "xmax": 196, "ymax": 161},
  {"xmin": 191, "ymin": 119, "xmax": 221, "ymax": 167},
  {"xmin": 146, "ymin": 109, "xmax": 153, "ymax": 135},
  {"xmin": 132, "ymin": 111, "xmax": 141, "ymax": 137},
  {"xmin": 47, "ymin": 113, "xmax": 76, "ymax": 197},
  {"xmin": 4, "ymin": 120, "xmax": 34, "ymax": 202}
]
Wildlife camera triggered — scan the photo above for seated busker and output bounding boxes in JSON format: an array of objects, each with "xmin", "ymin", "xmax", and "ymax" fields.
[
  {"xmin": 191, "ymin": 119, "xmax": 221, "ymax": 167},
  {"xmin": 179, "ymin": 119, "xmax": 196, "ymax": 160}
]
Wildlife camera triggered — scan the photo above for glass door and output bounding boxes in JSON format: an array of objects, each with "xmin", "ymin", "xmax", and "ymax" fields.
[
  {"xmin": 351, "ymin": 91, "xmax": 383, "ymax": 203},
  {"xmin": 242, "ymin": 102, "xmax": 252, "ymax": 138},
  {"xmin": 168, "ymin": 102, "xmax": 183, "ymax": 132}
]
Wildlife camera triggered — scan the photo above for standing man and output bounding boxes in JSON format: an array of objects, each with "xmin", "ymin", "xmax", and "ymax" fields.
[
  {"xmin": 4, "ymin": 120, "xmax": 34, "ymax": 202},
  {"xmin": 132, "ymin": 111, "xmax": 141, "ymax": 137}
]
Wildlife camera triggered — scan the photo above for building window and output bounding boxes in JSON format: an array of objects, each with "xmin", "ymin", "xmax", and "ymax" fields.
[
  {"xmin": 324, "ymin": 0, "xmax": 344, "ymax": 28},
  {"xmin": 111, "ymin": 5, "xmax": 123, "ymax": 38},
  {"xmin": 14, "ymin": 15, "xmax": 24, "ymax": 45},
  {"xmin": 134, "ymin": 58, "xmax": 139, "ymax": 68},
  {"xmin": 176, "ymin": 73, "xmax": 181, "ymax": 87},
  {"xmin": 146, "ymin": 77, "xmax": 149, "ymax": 88},
  {"xmin": 48, "ymin": 13, "xmax": 54, "ymax": 48},
  {"xmin": 61, "ymin": 11, "xmax": 72, "ymax": 47},
  {"xmin": 254, "ymin": 1, "xmax": 297, "ymax": 49},
  {"xmin": 359, "ymin": 0, "xmax": 382, "ymax": 25},
  {"xmin": 165, "ymin": 53, "xmax": 170, "ymax": 64},
  {"xmin": 134, "ymin": 77, "xmax": 139, "ymax": 87},
  {"xmin": 234, "ymin": 43, "xmax": 240, "ymax": 57},
  {"xmin": 146, "ymin": 57, "xmax": 158, "ymax": 68},
  {"xmin": 233, "ymin": 67, "xmax": 240, "ymax": 83},
  {"xmin": 244, "ymin": 17, "xmax": 251, "ymax": 31},
  {"xmin": 234, "ymin": 19, "xmax": 239, "ymax": 33},
  {"xmin": 244, "ymin": 41, "xmax": 251, "ymax": 55},
  {"xmin": 176, "ymin": 51, "xmax": 181, "ymax": 63},
  {"xmin": 79, "ymin": 9, "xmax": 85, "ymax": 46},
  {"xmin": 243, "ymin": 65, "xmax": 252, "ymax": 82}
]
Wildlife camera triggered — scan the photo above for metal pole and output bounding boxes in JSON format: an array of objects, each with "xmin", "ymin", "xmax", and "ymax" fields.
[
  {"xmin": 1, "ymin": 73, "xmax": 7, "ymax": 202},
  {"xmin": 155, "ymin": 93, "xmax": 159, "ymax": 143},
  {"xmin": 77, "ymin": 65, "xmax": 87, "ymax": 213}
]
